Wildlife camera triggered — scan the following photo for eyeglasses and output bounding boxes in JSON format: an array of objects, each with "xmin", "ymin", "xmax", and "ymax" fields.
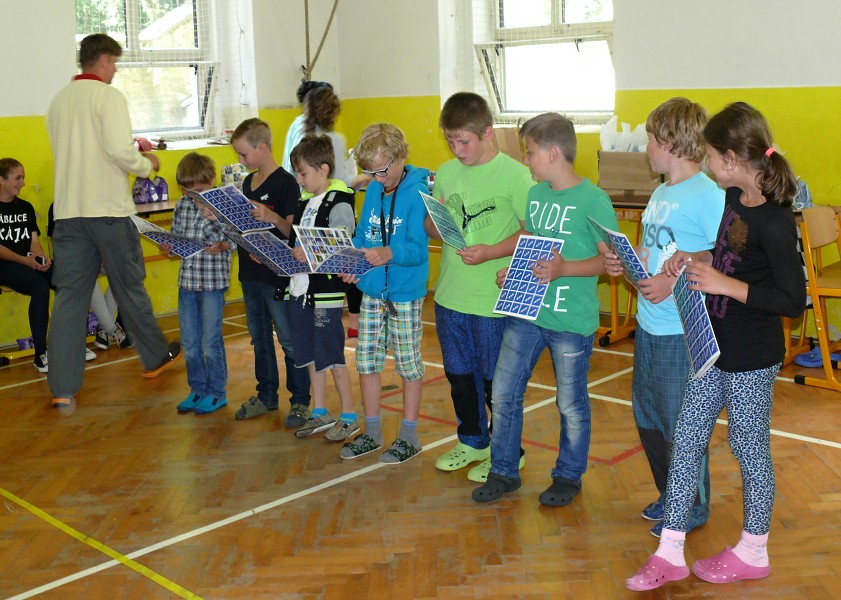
[{"xmin": 362, "ymin": 158, "xmax": 394, "ymax": 178}]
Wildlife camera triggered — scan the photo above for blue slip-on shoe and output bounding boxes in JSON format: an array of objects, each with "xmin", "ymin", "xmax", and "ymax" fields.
[
  {"xmin": 176, "ymin": 393, "xmax": 201, "ymax": 413},
  {"xmin": 194, "ymin": 396, "xmax": 228, "ymax": 415}
]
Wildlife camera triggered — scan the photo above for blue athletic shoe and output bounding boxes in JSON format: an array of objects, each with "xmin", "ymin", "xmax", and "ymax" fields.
[
  {"xmin": 641, "ymin": 499, "xmax": 665, "ymax": 521},
  {"xmin": 194, "ymin": 396, "xmax": 228, "ymax": 415},
  {"xmin": 176, "ymin": 393, "xmax": 201, "ymax": 413},
  {"xmin": 650, "ymin": 506, "xmax": 708, "ymax": 538}
]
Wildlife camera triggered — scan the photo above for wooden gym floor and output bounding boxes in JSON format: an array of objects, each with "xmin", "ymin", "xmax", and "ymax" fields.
[{"xmin": 1, "ymin": 297, "xmax": 840, "ymax": 599}]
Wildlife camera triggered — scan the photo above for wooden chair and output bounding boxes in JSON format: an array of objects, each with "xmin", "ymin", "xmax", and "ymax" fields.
[{"xmin": 794, "ymin": 205, "xmax": 841, "ymax": 392}]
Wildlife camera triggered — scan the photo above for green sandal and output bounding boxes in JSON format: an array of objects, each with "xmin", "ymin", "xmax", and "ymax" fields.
[
  {"xmin": 379, "ymin": 438, "xmax": 421, "ymax": 465},
  {"xmin": 340, "ymin": 434, "xmax": 383, "ymax": 460}
]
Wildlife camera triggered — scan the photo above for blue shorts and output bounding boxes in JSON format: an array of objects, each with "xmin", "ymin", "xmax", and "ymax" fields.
[{"xmin": 289, "ymin": 299, "xmax": 346, "ymax": 372}]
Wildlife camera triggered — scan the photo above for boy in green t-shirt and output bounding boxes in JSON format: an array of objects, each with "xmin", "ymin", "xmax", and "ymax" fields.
[
  {"xmin": 471, "ymin": 113, "xmax": 618, "ymax": 506},
  {"xmin": 426, "ymin": 92, "xmax": 534, "ymax": 481}
]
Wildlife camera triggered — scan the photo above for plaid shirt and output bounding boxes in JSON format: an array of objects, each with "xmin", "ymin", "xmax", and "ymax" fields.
[{"xmin": 171, "ymin": 195, "xmax": 234, "ymax": 291}]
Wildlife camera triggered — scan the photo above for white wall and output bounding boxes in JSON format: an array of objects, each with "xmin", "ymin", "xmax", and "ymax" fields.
[
  {"xmin": 335, "ymin": 0, "xmax": 440, "ymax": 99},
  {"xmin": 613, "ymin": 0, "xmax": 841, "ymax": 89},
  {"xmin": 250, "ymin": 0, "xmax": 342, "ymax": 107},
  {"xmin": 5, "ymin": 0, "xmax": 841, "ymax": 120},
  {"xmin": 2, "ymin": 2, "xmax": 77, "ymax": 116}
]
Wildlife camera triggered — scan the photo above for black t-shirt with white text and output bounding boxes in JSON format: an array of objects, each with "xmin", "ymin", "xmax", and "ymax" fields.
[{"xmin": 0, "ymin": 197, "xmax": 40, "ymax": 257}]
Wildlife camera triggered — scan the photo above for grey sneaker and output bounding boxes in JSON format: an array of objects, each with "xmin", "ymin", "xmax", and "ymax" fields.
[
  {"xmin": 324, "ymin": 419, "xmax": 360, "ymax": 442},
  {"xmin": 295, "ymin": 412, "xmax": 336, "ymax": 438},
  {"xmin": 284, "ymin": 403, "xmax": 310, "ymax": 428},
  {"xmin": 234, "ymin": 396, "xmax": 277, "ymax": 420}
]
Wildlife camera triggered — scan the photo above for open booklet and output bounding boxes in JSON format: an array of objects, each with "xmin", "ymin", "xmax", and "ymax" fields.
[
  {"xmin": 671, "ymin": 265, "xmax": 721, "ymax": 379},
  {"xmin": 293, "ymin": 226, "xmax": 376, "ymax": 275},
  {"xmin": 589, "ymin": 216, "xmax": 650, "ymax": 286},
  {"xmin": 131, "ymin": 215, "xmax": 208, "ymax": 259},
  {"xmin": 184, "ymin": 184, "xmax": 309, "ymax": 276},
  {"xmin": 419, "ymin": 191, "xmax": 467, "ymax": 250},
  {"xmin": 493, "ymin": 234, "xmax": 564, "ymax": 320},
  {"xmin": 184, "ymin": 184, "xmax": 274, "ymax": 233}
]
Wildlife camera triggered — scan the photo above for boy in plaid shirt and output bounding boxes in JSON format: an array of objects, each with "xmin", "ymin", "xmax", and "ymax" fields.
[{"xmin": 164, "ymin": 152, "xmax": 234, "ymax": 415}]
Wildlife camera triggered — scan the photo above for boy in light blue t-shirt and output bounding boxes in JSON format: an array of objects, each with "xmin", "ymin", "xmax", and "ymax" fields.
[{"xmin": 606, "ymin": 97, "xmax": 724, "ymax": 537}]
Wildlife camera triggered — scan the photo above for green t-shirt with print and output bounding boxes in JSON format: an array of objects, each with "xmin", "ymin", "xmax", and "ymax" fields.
[
  {"xmin": 432, "ymin": 152, "xmax": 533, "ymax": 317},
  {"xmin": 527, "ymin": 179, "xmax": 618, "ymax": 335}
]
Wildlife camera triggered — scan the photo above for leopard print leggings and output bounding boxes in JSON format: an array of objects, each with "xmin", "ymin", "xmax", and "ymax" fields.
[{"xmin": 663, "ymin": 363, "xmax": 780, "ymax": 535}]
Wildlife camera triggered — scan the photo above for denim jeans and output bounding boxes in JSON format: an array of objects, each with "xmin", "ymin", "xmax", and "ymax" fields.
[
  {"xmin": 179, "ymin": 288, "xmax": 227, "ymax": 399},
  {"xmin": 241, "ymin": 280, "xmax": 310, "ymax": 407},
  {"xmin": 490, "ymin": 317, "xmax": 593, "ymax": 480}
]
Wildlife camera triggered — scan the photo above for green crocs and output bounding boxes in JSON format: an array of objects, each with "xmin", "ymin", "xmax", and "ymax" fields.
[
  {"xmin": 467, "ymin": 454, "xmax": 525, "ymax": 483},
  {"xmin": 435, "ymin": 442, "xmax": 490, "ymax": 471}
]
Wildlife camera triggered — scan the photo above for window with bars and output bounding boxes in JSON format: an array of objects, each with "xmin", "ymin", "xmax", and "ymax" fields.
[
  {"xmin": 75, "ymin": 0, "xmax": 247, "ymax": 139},
  {"xmin": 474, "ymin": 0, "xmax": 615, "ymax": 124}
]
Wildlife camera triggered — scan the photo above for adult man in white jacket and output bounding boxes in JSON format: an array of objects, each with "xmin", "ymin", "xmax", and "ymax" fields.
[{"xmin": 46, "ymin": 33, "xmax": 180, "ymax": 409}]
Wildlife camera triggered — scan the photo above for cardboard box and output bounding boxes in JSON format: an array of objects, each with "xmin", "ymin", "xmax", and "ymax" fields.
[
  {"xmin": 598, "ymin": 151, "xmax": 662, "ymax": 204},
  {"xmin": 493, "ymin": 127, "xmax": 524, "ymax": 164}
]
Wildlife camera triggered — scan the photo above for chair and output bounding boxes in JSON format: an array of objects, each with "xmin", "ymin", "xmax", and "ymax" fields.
[
  {"xmin": 794, "ymin": 205, "xmax": 841, "ymax": 392},
  {"xmin": 0, "ymin": 285, "xmax": 36, "ymax": 365}
]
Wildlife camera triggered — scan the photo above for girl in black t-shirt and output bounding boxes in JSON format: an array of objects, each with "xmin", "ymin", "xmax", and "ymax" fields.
[
  {"xmin": 0, "ymin": 158, "xmax": 53, "ymax": 371},
  {"xmin": 627, "ymin": 103, "xmax": 806, "ymax": 591}
]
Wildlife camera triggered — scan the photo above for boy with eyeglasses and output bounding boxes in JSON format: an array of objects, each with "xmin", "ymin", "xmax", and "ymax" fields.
[
  {"xmin": 337, "ymin": 123, "xmax": 430, "ymax": 464},
  {"xmin": 426, "ymin": 92, "xmax": 534, "ymax": 482}
]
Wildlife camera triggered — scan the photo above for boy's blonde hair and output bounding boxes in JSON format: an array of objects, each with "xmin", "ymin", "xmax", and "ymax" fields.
[
  {"xmin": 519, "ymin": 113, "xmax": 577, "ymax": 164},
  {"xmin": 439, "ymin": 92, "xmax": 493, "ymax": 137},
  {"xmin": 353, "ymin": 123, "xmax": 409, "ymax": 171},
  {"xmin": 231, "ymin": 118, "xmax": 272, "ymax": 151},
  {"xmin": 176, "ymin": 152, "xmax": 216, "ymax": 188},
  {"xmin": 290, "ymin": 134, "xmax": 335, "ymax": 178},
  {"xmin": 646, "ymin": 97, "xmax": 708, "ymax": 163}
]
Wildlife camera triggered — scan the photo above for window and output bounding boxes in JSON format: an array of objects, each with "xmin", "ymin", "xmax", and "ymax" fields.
[
  {"xmin": 75, "ymin": 0, "xmax": 249, "ymax": 139},
  {"xmin": 474, "ymin": 0, "xmax": 614, "ymax": 124}
]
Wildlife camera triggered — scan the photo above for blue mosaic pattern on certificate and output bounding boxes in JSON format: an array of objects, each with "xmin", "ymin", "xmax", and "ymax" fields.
[
  {"xmin": 315, "ymin": 248, "xmax": 375, "ymax": 275},
  {"xmin": 224, "ymin": 229, "xmax": 308, "ymax": 277},
  {"xmin": 588, "ymin": 216, "xmax": 649, "ymax": 284},
  {"xmin": 672, "ymin": 269, "xmax": 720, "ymax": 379},
  {"xmin": 188, "ymin": 185, "xmax": 272, "ymax": 233},
  {"xmin": 142, "ymin": 231, "xmax": 207, "ymax": 259},
  {"xmin": 493, "ymin": 235, "xmax": 563, "ymax": 320},
  {"xmin": 420, "ymin": 191, "xmax": 466, "ymax": 250}
]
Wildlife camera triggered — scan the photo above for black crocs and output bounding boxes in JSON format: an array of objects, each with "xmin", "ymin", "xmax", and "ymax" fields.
[
  {"xmin": 472, "ymin": 472, "xmax": 521, "ymax": 502},
  {"xmin": 538, "ymin": 476, "xmax": 581, "ymax": 506}
]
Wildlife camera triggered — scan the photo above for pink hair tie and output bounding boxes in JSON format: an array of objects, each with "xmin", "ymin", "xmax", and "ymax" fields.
[{"xmin": 765, "ymin": 147, "xmax": 776, "ymax": 157}]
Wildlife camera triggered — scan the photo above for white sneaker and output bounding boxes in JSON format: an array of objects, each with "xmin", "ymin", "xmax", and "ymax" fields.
[{"xmin": 85, "ymin": 347, "xmax": 96, "ymax": 361}]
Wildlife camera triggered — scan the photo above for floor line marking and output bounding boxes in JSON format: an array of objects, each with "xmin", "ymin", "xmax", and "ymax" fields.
[{"xmin": 0, "ymin": 487, "xmax": 202, "ymax": 600}]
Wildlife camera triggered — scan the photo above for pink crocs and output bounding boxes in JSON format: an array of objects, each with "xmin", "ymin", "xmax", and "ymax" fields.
[
  {"xmin": 692, "ymin": 546, "xmax": 771, "ymax": 584},
  {"xmin": 626, "ymin": 555, "xmax": 690, "ymax": 591}
]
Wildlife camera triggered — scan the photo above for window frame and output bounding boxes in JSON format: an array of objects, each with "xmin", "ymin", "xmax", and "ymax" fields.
[
  {"xmin": 476, "ymin": 0, "xmax": 615, "ymax": 125},
  {"xmin": 77, "ymin": 0, "xmax": 218, "ymax": 139}
]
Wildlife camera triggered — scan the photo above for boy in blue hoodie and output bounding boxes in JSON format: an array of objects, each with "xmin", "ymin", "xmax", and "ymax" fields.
[{"xmin": 338, "ymin": 123, "xmax": 430, "ymax": 464}]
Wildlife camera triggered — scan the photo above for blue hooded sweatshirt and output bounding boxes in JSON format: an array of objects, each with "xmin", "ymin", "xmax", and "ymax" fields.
[{"xmin": 353, "ymin": 164, "xmax": 430, "ymax": 302}]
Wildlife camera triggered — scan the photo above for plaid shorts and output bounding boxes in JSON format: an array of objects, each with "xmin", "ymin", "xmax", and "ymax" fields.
[{"xmin": 356, "ymin": 294, "xmax": 424, "ymax": 380}]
